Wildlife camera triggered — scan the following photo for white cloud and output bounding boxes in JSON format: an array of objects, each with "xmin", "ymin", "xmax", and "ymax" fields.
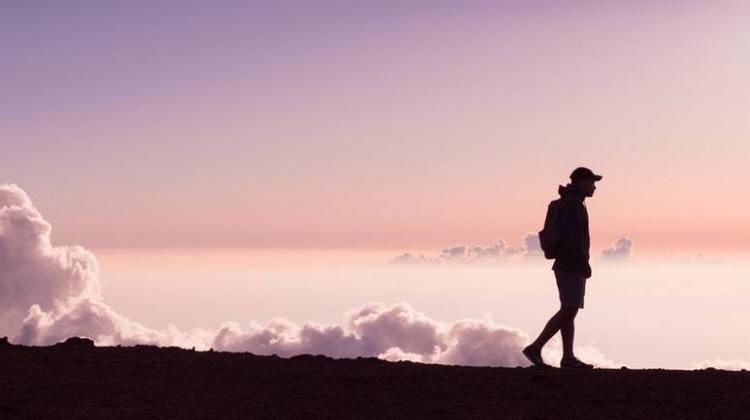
[
  {"xmin": 391, "ymin": 252, "xmax": 429, "ymax": 264},
  {"xmin": 0, "ymin": 184, "xmax": 210, "ymax": 348},
  {"xmin": 391, "ymin": 235, "xmax": 542, "ymax": 266},
  {"xmin": 437, "ymin": 319, "xmax": 529, "ymax": 366},
  {"xmin": 378, "ymin": 347, "xmax": 424, "ymax": 363},
  {"xmin": 392, "ymin": 234, "xmax": 639, "ymax": 265},
  {"xmin": 0, "ymin": 185, "xmax": 101, "ymax": 337},
  {"xmin": 601, "ymin": 237, "xmax": 633, "ymax": 261},
  {"xmin": 522, "ymin": 233, "xmax": 543, "ymax": 257},
  {"xmin": 213, "ymin": 302, "xmax": 530, "ymax": 367}
]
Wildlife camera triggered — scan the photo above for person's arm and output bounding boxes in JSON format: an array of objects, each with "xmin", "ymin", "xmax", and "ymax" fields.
[{"xmin": 560, "ymin": 200, "xmax": 588, "ymax": 267}]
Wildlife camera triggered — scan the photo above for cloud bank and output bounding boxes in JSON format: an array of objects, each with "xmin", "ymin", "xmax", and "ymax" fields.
[
  {"xmin": 601, "ymin": 237, "xmax": 633, "ymax": 261},
  {"xmin": 5, "ymin": 184, "xmax": 603, "ymax": 367},
  {"xmin": 392, "ymin": 234, "xmax": 543, "ymax": 265},
  {"xmin": 392, "ymin": 234, "xmax": 636, "ymax": 265},
  {"xmin": 213, "ymin": 302, "xmax": 531, "ymax": 366}
]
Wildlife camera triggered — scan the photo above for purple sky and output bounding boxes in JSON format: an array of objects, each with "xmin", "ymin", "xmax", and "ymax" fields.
[{"xmin": 3, "ymin": 1, "xmax": 749, "ymax": 250}]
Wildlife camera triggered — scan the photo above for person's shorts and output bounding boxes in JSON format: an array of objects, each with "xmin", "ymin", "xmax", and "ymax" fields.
[{"xmin": 554, "ymin": 270, "xmax": 587, "ymax": 309}]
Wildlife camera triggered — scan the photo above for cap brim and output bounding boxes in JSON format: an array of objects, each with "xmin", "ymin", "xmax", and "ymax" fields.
[{"xmin": 593, "ymin": 175, "xmax": 603, "ymax": 181}]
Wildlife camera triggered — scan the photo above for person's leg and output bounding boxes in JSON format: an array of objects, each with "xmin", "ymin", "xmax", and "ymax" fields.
[
  {"xmin": 528, "ymin": 306, "xmax": 577, "ymax": 351},
  {"xmin": 559, "ymin": 307, "xmax": 592, "ymax": 367},
  {"xmin": 560, "ymin": 307, "xmax": 578, "ymax": 359},
  {"xmin": 523, "ymin": 271, "xmax": 585, "ymax": 366}
]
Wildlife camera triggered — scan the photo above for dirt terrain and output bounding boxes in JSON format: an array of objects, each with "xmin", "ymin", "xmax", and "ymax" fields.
[{"xmin": 1, "ymin": 337, "xmax": 749, "ymax": 419}]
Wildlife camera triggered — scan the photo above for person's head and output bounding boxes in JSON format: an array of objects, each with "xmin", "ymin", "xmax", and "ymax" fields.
[{"xmin": 569, "ymin": 167, "xmax": 602, "ymax": 197}]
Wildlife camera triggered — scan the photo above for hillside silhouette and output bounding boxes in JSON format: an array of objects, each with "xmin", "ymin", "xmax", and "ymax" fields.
[{"xmin": 1, "ymin": 337, "xmax": 749, "ymax": 419}]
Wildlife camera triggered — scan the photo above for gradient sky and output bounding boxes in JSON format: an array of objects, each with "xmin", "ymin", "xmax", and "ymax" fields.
[{"xmin": 3, "ymin": 0, "xmax": 750, "ymax": 252}]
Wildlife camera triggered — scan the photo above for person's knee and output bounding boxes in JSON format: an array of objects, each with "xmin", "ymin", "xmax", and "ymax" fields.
[{"xmin": 560, "ymin": 306, "xmax": 579, "ymax": 319}]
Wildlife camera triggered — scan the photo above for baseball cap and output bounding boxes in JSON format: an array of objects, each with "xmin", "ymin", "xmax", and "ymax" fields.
[{"xmin": 570, "ymin": 167, "xmax": 603, "ymax": 182}]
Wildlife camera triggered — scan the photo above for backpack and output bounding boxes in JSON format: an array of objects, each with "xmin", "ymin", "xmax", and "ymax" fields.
[{"xmin": 538, "ymin": 199, "xmax": 564, "ymax": 259}]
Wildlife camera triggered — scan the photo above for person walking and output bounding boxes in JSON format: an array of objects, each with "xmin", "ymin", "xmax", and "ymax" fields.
[{"xmin": 523, "ymin": 167, "xmax": 602, "ymax": 368}]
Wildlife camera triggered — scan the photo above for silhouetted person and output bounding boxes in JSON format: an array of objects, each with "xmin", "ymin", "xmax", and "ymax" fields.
[{"xmin": 523, "ymin": 167, "xmax": 602, "ymax": 368}]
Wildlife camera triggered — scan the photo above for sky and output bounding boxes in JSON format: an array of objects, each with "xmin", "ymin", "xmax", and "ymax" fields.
[{"xmin": 3, "ymin": 0, "xmax": 750, "ymax": 252}]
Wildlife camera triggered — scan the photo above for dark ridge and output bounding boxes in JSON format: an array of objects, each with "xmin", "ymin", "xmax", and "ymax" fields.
[
  {"xmin": 53, "ymin": 336, "xmax": 95, "ymax": 350},
  {"xmin": 1, "ymin": 337, "xmax": 749, "ymax": 419}
]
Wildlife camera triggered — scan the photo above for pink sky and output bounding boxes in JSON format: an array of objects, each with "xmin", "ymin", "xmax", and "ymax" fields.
[{"xmin": 3, "ymin": 1, "xmax": 749, "ymax": 253}]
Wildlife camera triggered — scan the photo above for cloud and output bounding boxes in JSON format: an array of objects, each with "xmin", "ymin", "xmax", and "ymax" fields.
[
  {"xmin": 391, "ymin": 234, "xmax": 542, "ymax": 266},
  {"xmin": 15, "ymin": 298, "xmax": 213, "ymax": 348},
  {"xmin": 391, "ymin": 233, "xmax": 644, "ymax": 265},
  {"xmin": 0, "ymin": 185, "xmax": 101, "ymax": 336},
  {"xmin": 601, "ymin": 237, "xmax": 633, "ymax": 261},
  {"xmin": 692, "ymin": 359, "xmax": 750, "ymax": 371},
  {"xmin": 391, "ymin": 253, "xmax": 429, "ymax": 264},
  {"xmin": 522, "ymin": 233, "xmax": 543, "ymax": 257},
  {"xmin": 213, "ymin": 302, "xmax": 531, "ymax": 367},
  {"xmin": 0, "ymin": 184, "xmax": 210, "ymax": 348},
  {"xmin": 0, "ymin": 184, "xmax": 613, "ymax": 368},
  {"xmin": 437, "ymin": 318, "xmax": 530, "ymax": 366}
]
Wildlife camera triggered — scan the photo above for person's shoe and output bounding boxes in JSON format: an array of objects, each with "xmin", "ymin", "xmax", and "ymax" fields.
[
  {"xmin": 522, "ymin": 345, "xmax": 550, "ymax": 367},
  {"xmin": 560, "ymin": 357, "xmax": 594, "ymax": 369}
]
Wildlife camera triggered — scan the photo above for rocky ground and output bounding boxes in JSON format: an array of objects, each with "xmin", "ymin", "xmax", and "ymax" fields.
[{"xmin": 1, "ymin": 337, "xmax": 749, "ymax": 419}]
